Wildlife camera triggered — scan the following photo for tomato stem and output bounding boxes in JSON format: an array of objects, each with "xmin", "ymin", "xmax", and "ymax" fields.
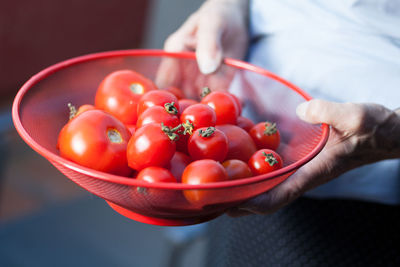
[
  {"xmin": 264, "ymin": 122, "xmax": 277, "ymax": 135},
  {"xmin": 262, "ymin": 152, "xmax": 278, "ymax": 166},
  {"xmin": 161, "ymin": 123, "xmax": 182, "ymax": 141},
  {"xmin": 68, "ymin": 103, "xmax": 77, "ymax": 120},
  {"xmin": 200, "ymin": 87, "xmax": 211, "ymax": 98},
  {"xmin": 107, "ymin": 128, "xmax": 123, "ymax": 143},
  {"xmin": 182, "ymin": 120, "xmax": 194, "ymax": 135},
  {"xmin": 137, "ymin": 187, "xmax": 148, "ymax": 194},
  {"xmin": 164, "ymin": 102, "xmax": 178, "ymax": 115},
  {"xmin": 199, "ymin": 126, "xmax": 216, "ymax": 137}
]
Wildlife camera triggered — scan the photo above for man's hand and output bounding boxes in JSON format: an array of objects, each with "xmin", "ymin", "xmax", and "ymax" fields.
[{"xmin": 228, "ymin": 99, "xmax": 400, "ymax": 216}]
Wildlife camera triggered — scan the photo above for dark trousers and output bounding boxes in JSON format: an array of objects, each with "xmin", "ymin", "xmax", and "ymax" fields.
[{"xmin": 206, "ymin": 197, "xmax": 400, "ymax": 267}]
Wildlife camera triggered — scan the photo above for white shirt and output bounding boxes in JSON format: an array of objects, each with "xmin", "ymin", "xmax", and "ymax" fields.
[{"xmin": 247, "ymin": 0, "xmax": 400, "ymax": 204}]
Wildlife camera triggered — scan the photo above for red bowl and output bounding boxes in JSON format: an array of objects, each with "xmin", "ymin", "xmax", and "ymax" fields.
[{"xmin": 12, "ymin": 50, "xmax": 329, "ymax": 226}]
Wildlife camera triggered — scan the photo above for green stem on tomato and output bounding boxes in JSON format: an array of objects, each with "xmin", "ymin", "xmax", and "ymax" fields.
[
  {"xmin": 161, "ymin": 123, "xmax": 182, "ymax": 142},
  {"xmin": 264, "ymin": 122, "xmax": 277, "ymax": 135},
  {"xmin": 68, "ymin": 103, "xmax": 77, "ymax": 120},
  {"xmin": 262, "ymin": 152, "xmax": 278, "ymax": 166},
  {"xmin": 182, "ymin": 120, "xmax": 194, "ymax": 135},
  {"xmin": 200, "ymin": 87, "xmax": 211, "ymax": 98},
  {"xmin": 164, "ymin": 102, "xmax": 178, "ymax": 115},
  {"xmin": 199, "ymin": 126, "xmax": 216, "ymax": 137}
]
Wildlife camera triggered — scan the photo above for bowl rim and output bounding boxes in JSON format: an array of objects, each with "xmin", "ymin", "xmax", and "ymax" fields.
[{"xmin": 12, "ymin": 49, "xmax": 329, "ymax": 190}]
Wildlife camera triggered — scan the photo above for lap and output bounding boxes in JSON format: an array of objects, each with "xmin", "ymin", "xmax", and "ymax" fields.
[{"xmin": 206, "ymin": 197, "xmax": 400, "ymax": 267}]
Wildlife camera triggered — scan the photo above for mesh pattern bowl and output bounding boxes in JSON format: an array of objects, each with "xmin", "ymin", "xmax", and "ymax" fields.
[{"xmin": 12, "ymin": 50, "xmax": 329, "ymax": 226}]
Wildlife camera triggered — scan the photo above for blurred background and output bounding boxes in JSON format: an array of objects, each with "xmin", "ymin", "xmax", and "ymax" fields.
[{"xmin": 0, "ymin": 1, "xmax": 209, "ymax": 266}]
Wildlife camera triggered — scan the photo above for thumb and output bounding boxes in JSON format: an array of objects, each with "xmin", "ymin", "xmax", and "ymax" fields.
[
  {"xmin": 195, "ymin": 17, "xmax": 223, "ymax": 74},
  {"xmin": 296, "ymin": 99, "xmax": 363, "ymax": 132}
]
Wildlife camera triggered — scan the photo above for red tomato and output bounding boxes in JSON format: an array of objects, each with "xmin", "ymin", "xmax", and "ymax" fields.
[
  {"xmin": 127, "ymin": 123, "xmax": 176, "ymax": 171},
  {"xmin": 175, "ymin": 130, "xmax": 191, "ymax": 154},
  {"xmin": 216, "ymin": 124, "xmax": 257, "ymax": 162},
  {"xmin": 136, "ymin": 166, "xmax": 177, "ymax": 183},
  {"xmin": 135, "ymin": 166, "xmax": 177, "ymax": 200},
  {"xmin": 248, "ymin": 149, "xmax": 283, "ymax": 175},
  {"xmin": 179, "ymin": 99, "xmax": 198, "ymax": 112},
  {"xmin": 167, "ymin": 152, "xmax": 191, "ymax": 182},
  {"xmin": 58, "ymin": 109, "xmax": 132, "ymax": 176},
  {"xmin": 201, "ymin": 91, "xmax": 239, "ymax": 125},
  {"xmin": 236, "ymin": 116, "xmax": 255, "ymax": 132},
  {"xmin": 75, "ymin": 104, "xmax": 96, "ymax": 117},
  {"xmin": 180, "ymin": 103, "xmax": 216, "ymax": 130},
  {"xmin": 137, "ymin": 90, "xmax": 179, "ymax": 116},
  {"xmin": 229, "ymin": 93, "xmax": 242, "ymax": 115},
  {"xmin": 67, "ymin": 103, "xmax": 96, "ymax": 120},
  {"xmin": 95, "ymin": 70, "xmax": 157, "ymax": 125},
  {"xmin": 188, "ymin": 127, "xmax": 228, "ymax": 162},
  {"xmin": 222, "ymin": 159, "xmax": 252, "ymax": 180},
  {"xmin": 182, "ymin": 159, "xmax": 228, "ymax": 205},
  {"xmin": 162, "ymin": 86, "xmax": 185, "ymax": 99},
  {"xmin": 249, "ymin": 121, "xmax": 281, "ymax": 150},
  {"xmin": 136, "ymin": 105, "xmax": 181, "ymax": 129}
]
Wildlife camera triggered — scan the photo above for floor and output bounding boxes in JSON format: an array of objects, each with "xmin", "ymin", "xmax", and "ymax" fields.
[{"xmin": 0, "ymin": 1, "xmax": 209, "ymax": 266}]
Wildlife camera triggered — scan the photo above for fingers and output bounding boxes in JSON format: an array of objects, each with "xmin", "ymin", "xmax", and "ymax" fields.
[
  {"xmin": 195, "ymin": 15, "xmax": 223, "ymax": 74},
  {"xmin": 296, "ymin": 99, "xmax": 367, "ymax": 132},
  {"xmin": 227, "ymin": 146, "xmax": 339, "ymax": 217},
  {"xmin": 231, "ymin": 174, "xmax": 304, "ymax": 216},
  {"xmin": 296, "ymin": 99, "xmax": 344, "ymax": 125},
  {"xmin": 164, "ymin": 13, "xmax": 198, "ymax": 53},
  {"xmin": 156, "ymin": 14, "xmax": 199, "ymax": 89}
]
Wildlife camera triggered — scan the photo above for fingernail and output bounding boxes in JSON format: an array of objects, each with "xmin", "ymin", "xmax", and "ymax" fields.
[
  {"xmin": 197, "ymin": 51, "xmax": 220, "ymax": 75},
  {"xmin": 296, "ymin": 102, "xmax": 309, "ymax": 120}
]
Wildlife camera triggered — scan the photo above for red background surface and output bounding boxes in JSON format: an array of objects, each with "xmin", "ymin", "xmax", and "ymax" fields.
[{"xmin": 0, "ymin": 0, "xmax": 150, "ymax": 101}]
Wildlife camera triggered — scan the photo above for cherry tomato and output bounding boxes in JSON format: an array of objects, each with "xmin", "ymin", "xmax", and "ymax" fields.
[
  {"xmin": 135, "ymin": 166, "xmax": 177, "ymax": 200},
  {"xmin": 180, "ymin": 103, "xmax": 216, "ymax": 130},
  {"xmin": 136, "ymin": 166, "xmax": 177, "ymax": 183},
  {"xmin": 175, "ymin": 130, "xmax": 191, "ymax": 154},
  {"xmin": 236, "ymin": 116, "xmax": 255, "ymax": 132},
  {"xmin": 75, "ymin": 104, "xmax": 96, "ymax": 117},
  {"xmin": 167, "ymin": 152, "xmax": 191, "ymax": 182},
  {"xmin": 127, "ymin": 123, "xmax": 177, "ymax": 171},
  {"xmin": 201, "ymin": 91, "xmax": 239, "ymax": 125},
  {"xmin": 162, "ymin": 86, "xmax": 185, "ymax": 99},
  {"xmin": 137, "ymin": 90, "xmax": 179, "ymax": 116},
  {"xmin": 136, "ymin": 105, "xmax": 181, "ymax": 129},
  {"xmin": 222, "ymin": 159, "xmax": 252, "ymax": 180},
  {"xmin": 182, "ymin": 159, "xmax": 228, "ymax": 205},
  {"xmin": 67, "ymin": 103, "xmax": 96, "ymax": 120},
  {"xmin": 216, "ymin": 124, "xmax": 257, "ymax": 162},
  {"xmin": 229, "ymin": 93, "xmax": 242, "ymax": 115},
  {"xmin": 179, "ymin": 99, "xmax": 198, "ymax": 112},
  {"xmin": 249, "ymin": 121, "xmax": 281, "ymax": 150},
  {"xmin": 188, "ymin": 127, "xmax": 228, "ymax": 162},
  {"xmin": 95, "ymin": 70, "xmax": 157, "ymax": 125},
  {"xmin": 58, "ymin": 109, "xmax": 132, "ymax": 176},
  {"xmin": 248, "ymin": 149, "xmax": 283, "ymax": 175}
]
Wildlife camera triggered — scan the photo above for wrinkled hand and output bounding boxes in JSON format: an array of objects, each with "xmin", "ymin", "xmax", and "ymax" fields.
[
  {"xmin": 156, "ymin": 0, "xmax": 249, "ymax": 97},
  {"xmin": 228, "ymin": 99, "xmax": 400, "ymax": 217}
]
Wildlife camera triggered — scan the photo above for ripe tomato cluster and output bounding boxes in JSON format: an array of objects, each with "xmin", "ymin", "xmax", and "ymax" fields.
[{"xmin": 57, "ymin": 69, "xmax": 283, "ymax": 205}]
